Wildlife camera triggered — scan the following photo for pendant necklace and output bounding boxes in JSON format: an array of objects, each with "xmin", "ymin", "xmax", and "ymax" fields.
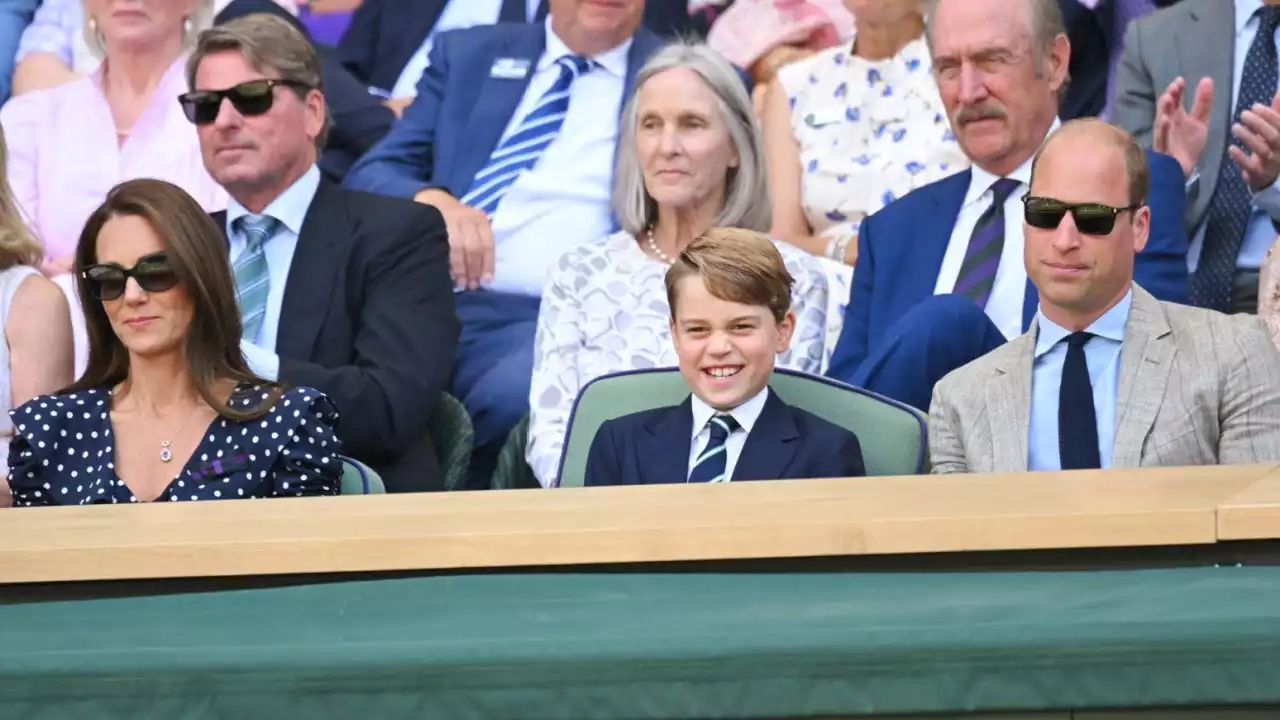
[{"xmin": 160, "ymin": 405, "xmax": 205, "ymax": 463}]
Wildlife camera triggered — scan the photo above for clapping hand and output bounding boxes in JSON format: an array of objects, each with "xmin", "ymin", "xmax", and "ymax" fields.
[{"xmin": 1154, "ymin": 76, "xmax": 1213, "ymax": 178}]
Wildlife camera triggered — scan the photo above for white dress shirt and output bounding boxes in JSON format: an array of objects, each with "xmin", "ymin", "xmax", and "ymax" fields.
[
  {"xmin": 226, "ymin": 165, "xmax": 323, "ymax": 380},
  {"xmin": 388, "ymin": 0, "xmax": 542, "ymax": 99},
  {"xmin": 686, "ymin": 387, "xmax": 770, "ymax": 481},
  {"xmin": 485, "ymin": 18, "xmax": 630, "ymax": 297},
  {"xmin": 934, "ymin": 119, "xmax": 1062, "ymax": 340}
]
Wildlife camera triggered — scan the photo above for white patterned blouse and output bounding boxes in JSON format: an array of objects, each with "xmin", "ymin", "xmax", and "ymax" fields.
[
  {"xmin": 526, "ymin": 231, "xmax": 831, "ymax": 488},
  {"xmin": 777, "ymin": 34, "xmax": 970, "ymax": 245}
]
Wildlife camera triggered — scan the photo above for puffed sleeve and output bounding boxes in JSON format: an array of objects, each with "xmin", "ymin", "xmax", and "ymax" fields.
[
  {"xmin": 7, "ymin": 398, "xmax": 57, "ymax": 507},
  {"xmin": 267, "ymin": 387, "xmax": 343, "ymax": 498}
]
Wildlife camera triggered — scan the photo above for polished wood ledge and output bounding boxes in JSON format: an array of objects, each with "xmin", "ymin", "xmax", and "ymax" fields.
[{"xmin": 2, "ymin": 464, "xmax": 1277, "ymax": 585}]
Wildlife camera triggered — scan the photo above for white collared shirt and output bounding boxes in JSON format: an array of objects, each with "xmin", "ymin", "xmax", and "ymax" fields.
[
  {"xmin": 388, "ymin": 0, "xmax": 543, "ymax": 99},
  {"xmin": 686, "ymin": 387, "xmax": 770, "ymax": 481},
  {"xmin": 484, "ymin": 17, "xmax": 631, "ymax": 297},
  {"xmin": 934, "ymin": 119, "xmax": 1062, "ymax": 340},
  {"xmin": 225, "ymin": 165, "xmax": 323, "ymax": 379}
]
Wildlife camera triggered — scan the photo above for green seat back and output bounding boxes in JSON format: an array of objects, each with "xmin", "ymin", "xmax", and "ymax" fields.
[
  {"xmin": 340, "ymin": 456, "xmax": 386, "ymax": 494},
  {"xmin": 490, "ymin": 415, "xmax": 540, "ymax": 490},
  {"xmin": 556, "ymin": 368, "xmax": 927, "ymax": 487},
  {"xmin": 429, "ymin": 393, "xmax": 475, "ymax": 491}
]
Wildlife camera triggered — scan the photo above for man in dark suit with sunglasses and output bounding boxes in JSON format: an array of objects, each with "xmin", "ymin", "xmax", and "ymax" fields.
[
  {"xmin": 183, "ymin": 15, "xmax": 459, "ymax": 492},
  {"xmin": 929, "ymin": 119, "xmax": 1280, "ymax": 473},
  {"xmin": 823, "ymin": 0, "xmax": 1190, "ymax": 413}
]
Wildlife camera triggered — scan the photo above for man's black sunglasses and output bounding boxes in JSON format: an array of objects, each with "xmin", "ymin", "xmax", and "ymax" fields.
[
  {"xmin": 1022, "ymin": 195, "xmax": 1143, "ymax": 236},
  {"xmin": 80, "ymin": 253, "xmax": 179, "ymax": 301},
  {"xmin": 178, "ymin": 79, "xmax": 312, "ymax": 126}
]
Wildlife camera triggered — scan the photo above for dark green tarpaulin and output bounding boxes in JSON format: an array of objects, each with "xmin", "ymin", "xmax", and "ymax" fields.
[{"xmin": 2, "ymin": 567, "xmax": 1279, "ymax": 718}]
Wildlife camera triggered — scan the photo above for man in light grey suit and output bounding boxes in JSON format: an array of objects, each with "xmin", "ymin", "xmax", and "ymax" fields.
[
  {"xmin": 1112, "ymin": 0, "xmax": 1280, "ymax": 314},
  {"xmin": 930, "ymin": 120, "xmax": 1280, "ymax": 474}
]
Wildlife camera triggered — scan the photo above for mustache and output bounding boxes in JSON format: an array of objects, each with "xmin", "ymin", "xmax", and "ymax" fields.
[{"xmin": 953, "ymin": 103, "xmax": 1009, "ymax": 125}]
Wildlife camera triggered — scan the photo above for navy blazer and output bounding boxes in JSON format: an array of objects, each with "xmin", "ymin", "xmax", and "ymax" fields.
[
  {"xmin": 826, "ymin": 149, "xmax": 1191, "ymax": 381},
  {"xmin": 342, "ymin": 22, "xmax": 666, "ymax": 201},
  {"xmin": 584, "ymin": 391, "xmax": 866, "ymax": 487}
]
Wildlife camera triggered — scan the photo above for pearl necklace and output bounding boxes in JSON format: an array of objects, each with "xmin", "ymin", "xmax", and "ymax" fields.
[{"xmin": 646, "ymin": 226, "xmax": 675, "ymax": 265}]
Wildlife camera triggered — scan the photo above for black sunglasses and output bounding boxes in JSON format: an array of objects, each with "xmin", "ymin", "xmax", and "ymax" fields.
[
  {"xmin": 80, "ymin": 253, "xmax": 180, "ymax": 301},
  {"xmin": 178, "ymin": 79, "xmax": 311, "ymax": 126},
  {"xmin": 1022, "ymin": 195, "xmax": 1143, "ymax": 236}
]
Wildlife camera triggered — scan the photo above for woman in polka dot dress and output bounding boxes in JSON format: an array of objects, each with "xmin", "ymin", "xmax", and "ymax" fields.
[{"xmin": 7, "ymin": 179, "xmax": 341, "ymax": 506}]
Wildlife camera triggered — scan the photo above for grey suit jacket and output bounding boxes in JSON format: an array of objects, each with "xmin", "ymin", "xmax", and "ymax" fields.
[
  {"xmin": 929, "ymin": 285, "xmax": 1280, "ymax": 473},
  {"xmin": 1112, "ymin": 0, "xmax": 1236, "ymax": 234}
]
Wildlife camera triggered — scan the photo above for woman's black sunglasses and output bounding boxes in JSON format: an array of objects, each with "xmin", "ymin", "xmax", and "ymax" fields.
[
  {"xmin": 178, "ymin": 79, "xmax": 312, "ymax": 126},
  {"xmin": 80, "ymin": 253, "xmax": 180, "ymax": 301},
  {"xmin": 1022, "ymin": 194, "xmax": 1143, "ymax": 236}
]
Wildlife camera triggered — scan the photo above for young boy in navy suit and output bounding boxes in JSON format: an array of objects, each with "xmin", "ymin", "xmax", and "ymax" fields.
[{"xmin": 584, "ymin": 228, "xmax": 866, "ymax": 486}]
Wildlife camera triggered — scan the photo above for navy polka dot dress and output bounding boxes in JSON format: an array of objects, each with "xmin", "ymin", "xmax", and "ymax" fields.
[{"xmin": 7, "ymin": 384, "xmax": 342, "ymax": 506}]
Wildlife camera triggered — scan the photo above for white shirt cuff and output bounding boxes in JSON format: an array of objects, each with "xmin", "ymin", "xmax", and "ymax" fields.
[
  {"xmin": 240, "ymin": 340, "xmax": 281, "ymax": 381},
  {"xmin": 1253, "ymin": 177, "xmax": 1280, "ymax": 219}
]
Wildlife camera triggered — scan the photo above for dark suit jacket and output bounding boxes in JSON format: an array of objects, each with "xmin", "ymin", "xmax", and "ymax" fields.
[
  {"xmin": 826, "ymin": 149, "xmax": 1191, "ymax": 382},
  {"xmin": 213, "ymin": 180, "xmax": 459, "ymax": 492},
  {"xmin": 1059, "ymin": 0, "xmax": 1113, "ymax": 120},
  {"xmin": 215, "ymin": 0, "xmax": 396, "ymax": 182},
  {"xmin": 584, "ymin": 391, "xmax": 866, "ymax": 486},
  {"xmin": 342, "ymin": 22, "xmax": 665, "ymax": 200}
]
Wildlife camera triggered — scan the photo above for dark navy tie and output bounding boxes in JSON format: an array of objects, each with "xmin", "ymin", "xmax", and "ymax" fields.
[
  {"xmin": 1059, "ymin": 331, "xmax": 1102, "ymax": 470},
  {"xmin": 1191, "ymin": 6, "xmax": 1280, "ymax": 311},
  {"xmin": 688, "ymin": 414, "xmax": 740, "ymax": 483},
  {"xmin": 955, "ymin": 177, "xmax": 1021, "ymax": 309}
]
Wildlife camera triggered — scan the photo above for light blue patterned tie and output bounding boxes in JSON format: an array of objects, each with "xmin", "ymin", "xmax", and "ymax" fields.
[
  {"xmin": 233, "ymin": 215, "xmax": 277, "ymax": 342},
  {"xmin": 460, "ymin": 55, "xmax": 593, "ymax": 215},
  {"xmin": 688, "ymin": 414, "xmax": 740, "ymax": 484}
]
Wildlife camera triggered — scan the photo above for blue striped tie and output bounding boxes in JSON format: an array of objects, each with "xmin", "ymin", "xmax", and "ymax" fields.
[
  {"xmin": 460, "ymin": 55, "xmax": 593, "ymax": 215},
  {"xmin": 688, "ymin": 414, "xmax": 740, "ymax": 484},
  {"xmin": 233, "ymin": 214, "xmax": 277, "ymax": 342},
  {"xmin": 954, "ymin": 178, "xmax": 1021, "ymax": 309}
]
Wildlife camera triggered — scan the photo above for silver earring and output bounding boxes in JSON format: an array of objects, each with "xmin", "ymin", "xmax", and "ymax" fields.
[
  {"xmin": 182, "ymin": 17, "xmax": 194, "ymax": 43},
  {"xmin": 89, "ymin": 17, "xmax": 105, "ymax": 50}
]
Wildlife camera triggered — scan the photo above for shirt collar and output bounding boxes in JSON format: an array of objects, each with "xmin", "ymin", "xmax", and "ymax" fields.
[
  {"xmin": 964, "ymin": 117, "xmax": 1063, "ymax": 207},
  {"xmin": 1034, "ymin": 287, "xmax": 1133, "ymax": 359},
  {"xmin": 539, "ymin": 15, "xmax": 632, "ymax": 76},
  {"xmin": 226, "ymin": 164, "xmax": 321, "ymax": 237},
  {"xmin": 689, "ymin": 386, "xmax": 770, "ymax": 439},
  {"xmin": 1237, "ymin": 0, "xmax": 1265, "ymax": 35}
]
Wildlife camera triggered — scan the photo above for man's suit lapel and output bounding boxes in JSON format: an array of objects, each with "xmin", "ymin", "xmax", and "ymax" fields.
[
  {"xmin": 381, "ymin": 0, "xmax": 450, "ymax": 91},
  {"xmin": 913, "ymin": 170, "xmax": 971, "ymax": 305},
  {"xmin": 640, "ymin": 399, "xmax": 695, "ymax": 485},
  {"xmin": 275, "ymin": 180, "xmax": 348, "ymax": 360},
  {"xmin": 732, "ymin": 391, "xmax": 800, "ymax": 481},
  {"xmin": 458, "ymin": 30, "xmax": 546, "ymax": 196},
  {"xmin": 1111, "ymin": 286, "xmax": 1175, "ymax": 467},
  {"xmin": 1182, "ymin": 1, "xmax": 1236, "ymax": 205},
  {"xmin": 986, "ymin": 332, "xmax": 1035, "ymax": 472}
]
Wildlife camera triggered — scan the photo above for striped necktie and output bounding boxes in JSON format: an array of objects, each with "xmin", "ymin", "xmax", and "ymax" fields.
[
  {"xmin": 688, "ymin": 414, "xmax": 740, "ymax": 484},
  {"xmin": 1191, "ymin": 6, "xmax": 1280, "ymax": 311},
  {"xmin": 954, "ymin": 177, "xmax": 1021, "ymax": 309},
  {"xmin": 233, "ymin": 214, "xmax": 277, "ymax": 342},
  {"xmin": 460, "ymin": 55, "xmax": 593, "ymax": 215}
]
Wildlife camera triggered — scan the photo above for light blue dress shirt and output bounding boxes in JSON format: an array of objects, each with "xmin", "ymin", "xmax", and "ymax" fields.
[
  {"xmin": 1188, "ymin": 0, "xmax": 1280, "ymax": 273},
  {"xmin": 226, "ymin": 165, "xmax": 323, "ymax": 381},
  {"xmin": 1026, "ymin": 290, "xmax": 1132, "ymax": 471}
]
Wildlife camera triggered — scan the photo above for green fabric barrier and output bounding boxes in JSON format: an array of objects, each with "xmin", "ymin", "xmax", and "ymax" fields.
[{"xmin": 2, "ymin": 567, "xmax": 1280, "ymax": 718}]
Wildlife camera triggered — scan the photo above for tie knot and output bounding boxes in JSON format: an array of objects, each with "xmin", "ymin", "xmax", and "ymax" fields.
[
  {"xmin": 1260, "ymin": 5, "xmax": 1280, "ymax": 32},
  {"xmin": 235, "ymin": 215, "xmax": 278, "ymax": 248},
  {"xmin": 707, "ymin": 413, "xmax": 740, "ymax": 441},
  {"xmin": 557, "ymin": 54, "xmax": 592, "ymax": 78},
  {"xmin": 1066, "ymin": 330, "xmax": 1094, "ymax": 350},
  {"xmin": 990, "ymin": 178, "xmax": 1021, "ymax": 204}
]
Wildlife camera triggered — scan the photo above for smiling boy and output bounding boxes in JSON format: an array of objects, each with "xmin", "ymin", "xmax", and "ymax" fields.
[{"xmin": 584, "ymin": 227, "xmax": 866, "ymax": 486}]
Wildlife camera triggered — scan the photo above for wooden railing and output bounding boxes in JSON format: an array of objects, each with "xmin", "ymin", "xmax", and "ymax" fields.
[{"xmin": 2, "ymin": 463, "xmax": 1279, "ymax": 585}]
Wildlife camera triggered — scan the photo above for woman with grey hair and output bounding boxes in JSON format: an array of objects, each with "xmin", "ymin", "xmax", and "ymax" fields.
[{"xmin": 526, "ymin": 42, "xmax": 831, "ymax": 488}]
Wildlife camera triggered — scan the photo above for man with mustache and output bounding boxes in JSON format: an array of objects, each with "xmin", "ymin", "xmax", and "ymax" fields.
[{"xmin": 825, "ymin": 0, "xmax": 1190, "ymax": 412}]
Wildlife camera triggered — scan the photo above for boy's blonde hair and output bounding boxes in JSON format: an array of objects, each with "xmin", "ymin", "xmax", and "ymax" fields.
[{"xmin": 665, "ymin": 227, "xmax": 794, "ymax": 322}]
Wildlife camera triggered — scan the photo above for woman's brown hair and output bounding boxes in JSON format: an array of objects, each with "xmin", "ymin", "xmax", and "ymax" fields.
[{"xmin": 65, "ymin": 179, "xmax": 279, "ymax": 421}]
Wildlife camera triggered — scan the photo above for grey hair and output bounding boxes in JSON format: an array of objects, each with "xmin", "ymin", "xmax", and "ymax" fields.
[
  {"xmin": 924, "ymin": 0, "xmax": 1069, "ymax": 89},
  {"xmin": 613, "ymin": 42, "xmax": 771, "ymax": 235},
  {"xmin": 84, "ymin": 0, "xmax": 215, "ymax": 60}
]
